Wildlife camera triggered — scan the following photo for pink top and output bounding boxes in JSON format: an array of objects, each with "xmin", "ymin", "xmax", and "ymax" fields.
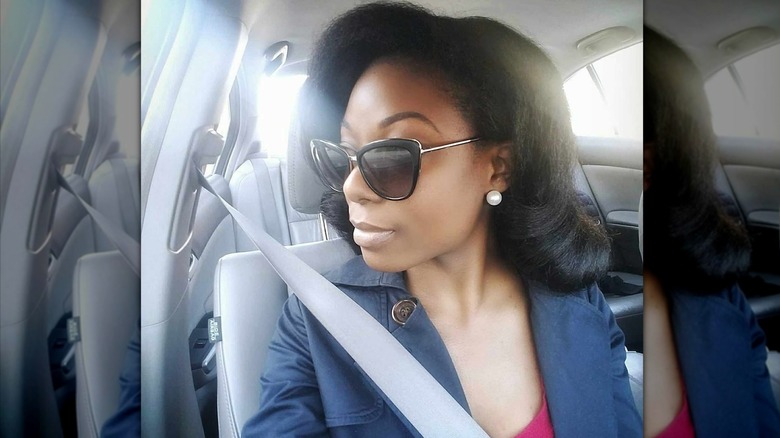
[
  {"xmin": 656, "ymin": 390, "xmax": 695, "ymax": 438},
  {"xmin": 514, "ymin": 390, "xmax": 554, "ymax": 438}
]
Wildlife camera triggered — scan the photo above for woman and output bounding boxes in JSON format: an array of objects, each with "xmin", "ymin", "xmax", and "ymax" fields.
[
  {"xmin": 244, "ymin": 3, "xmax": 641, "ymax": 436},
  {"xmin": 643, "ymin": 26, "xmax": 780, "ymax": 437}
]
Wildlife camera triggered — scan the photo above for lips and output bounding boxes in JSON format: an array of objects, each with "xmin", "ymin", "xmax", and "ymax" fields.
[{"xmin": 351, "ymin": 220, "xmax": 395, "ymax": 248}]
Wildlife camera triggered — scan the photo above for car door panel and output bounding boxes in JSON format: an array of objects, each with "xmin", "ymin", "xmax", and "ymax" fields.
[
  {"xmin": 718, "ymin": 137, "xmax": 780, "ymax": 278},
  {"xmin": 577, "ymin": 136, "xmax": 643, "ymax": 275}
]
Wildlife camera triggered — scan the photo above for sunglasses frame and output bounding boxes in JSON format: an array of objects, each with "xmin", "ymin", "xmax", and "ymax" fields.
[{"xmin": 310, "ymin": 137, "xmax": 481, "ymax": 201}]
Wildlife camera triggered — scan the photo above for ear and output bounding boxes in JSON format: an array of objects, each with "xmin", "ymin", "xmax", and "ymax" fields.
[{"xmin": 487, "ymin": 142, "xmax": 513, "ymax": 191}]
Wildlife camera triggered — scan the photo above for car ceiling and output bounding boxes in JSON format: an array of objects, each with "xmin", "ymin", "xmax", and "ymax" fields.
[
  {"xmin": 242, "ymin": 0, "xmax": 643, "ymax": 79},
  {"xmin": 646, "ymin": 0, "xmax": 780, "ymax": 76}
]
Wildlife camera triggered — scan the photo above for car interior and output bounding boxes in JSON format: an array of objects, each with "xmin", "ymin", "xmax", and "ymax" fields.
[
  {"xmin": 1, "ymin": 0, "xmax": 777, "ymax": 436},
  {"xmin": 138, "ymin": 0, "xmax": 644, "ymax": 436}
]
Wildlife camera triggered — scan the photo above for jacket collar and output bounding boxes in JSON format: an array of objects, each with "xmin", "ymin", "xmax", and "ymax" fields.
[{"xmin": 325, "ymin": 256, "xmax": 407, "ymax": 291}]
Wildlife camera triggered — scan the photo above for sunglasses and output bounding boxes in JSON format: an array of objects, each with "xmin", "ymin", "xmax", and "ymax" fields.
[{"xmin": 310, "ymin": 137, "xmax": 481, "ymax": 201}]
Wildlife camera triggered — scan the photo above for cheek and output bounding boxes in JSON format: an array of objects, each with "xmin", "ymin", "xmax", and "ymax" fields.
[
  {"xmin": 402, "ymin": 161, "xmax": 486, "ymax": 243},
  {"xmin": 360, "ymin": 153, "xmax": 489, "ymax": 272}
]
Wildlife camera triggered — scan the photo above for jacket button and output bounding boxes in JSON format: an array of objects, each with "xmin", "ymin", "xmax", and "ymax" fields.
[{"xmin": 392, "ymin": 298, "xmax": 418, "ymax": 325}]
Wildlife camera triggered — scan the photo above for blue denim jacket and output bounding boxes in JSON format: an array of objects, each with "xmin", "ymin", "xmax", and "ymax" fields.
[
  {"xmin": 243, "ymin": 256, "xmax": 642, "ymax": 437},
  {"xmin": 670, "ymin": 284, "xmax": 780, "ymax": 437}
]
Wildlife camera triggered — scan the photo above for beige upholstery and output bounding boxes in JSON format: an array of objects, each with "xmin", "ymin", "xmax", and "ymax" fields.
[
  {"xmin": 214, "ymin": 239, "xmax": 355, "ymax": 437},
  {"xmin": 72, "ymin": 251, "xmax": 140, "ymax": 437}
]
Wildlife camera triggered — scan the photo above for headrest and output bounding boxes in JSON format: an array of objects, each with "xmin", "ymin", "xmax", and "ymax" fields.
[{"xmin": 287, "ymin": 115, "xmax": 328, "ymax": 214}]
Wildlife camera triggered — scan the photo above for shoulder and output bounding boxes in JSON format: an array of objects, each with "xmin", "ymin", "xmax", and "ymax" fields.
[
  {"xmin": 669, "ymin": 282, "xmax": 755, "ymax": 323},
  {"xmin": 531, "ymin": 280, "xmax": 611, "ymax": 313},
  {"xmin": 527, "ymin": 281, "xmax": 618, "ymax": 333},
  {"xmin": 669, "ymin": 281, "xmax": 767, "ymax": 367}
]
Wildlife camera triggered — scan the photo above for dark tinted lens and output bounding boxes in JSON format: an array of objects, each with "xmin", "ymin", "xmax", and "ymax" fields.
[
  {"xmin": 312, "ymin": 140, "xmax": 350, "ymax": 191},
  {"xmin": 360, "ymin": 142, "xmax": 416, "ymax": 199}
]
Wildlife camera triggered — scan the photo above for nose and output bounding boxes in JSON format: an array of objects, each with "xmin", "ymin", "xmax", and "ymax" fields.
[{"xmin": 343, "ymin": 165, "xmax": 381, "ymax": 204}]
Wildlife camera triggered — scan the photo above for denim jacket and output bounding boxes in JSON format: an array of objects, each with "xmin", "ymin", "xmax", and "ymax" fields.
[
  {"xmin": 243, "ymin": 256, "xmax": 642, "ymax": 437},
  {"xmin": 670, "ymin": 284, "xmax": 780, "ymax": 437}
]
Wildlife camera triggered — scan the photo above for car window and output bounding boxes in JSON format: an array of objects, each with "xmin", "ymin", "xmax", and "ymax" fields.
[
  {"xmin": 215, "ymin": 96, "xmax": 231, "ymax": 139},
  {"xmin": 256, "ymin": 74, "xmax": 307, "ymax": 158},
  {"xmin": 564, "ymin": 43, "xmax": 643, "ymax": 140},
  {"xmin": 705, "ymin": 43, "xmax": 780, "ymax": 141}
]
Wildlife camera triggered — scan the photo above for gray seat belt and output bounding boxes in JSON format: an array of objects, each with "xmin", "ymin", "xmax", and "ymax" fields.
[
  {"xmin": 55, "ymin": 169, "xmax": 140, "ymax": 277},
  {"xmin": 196, "ymin": 166, "xmax": 488, "ymax": 437}
]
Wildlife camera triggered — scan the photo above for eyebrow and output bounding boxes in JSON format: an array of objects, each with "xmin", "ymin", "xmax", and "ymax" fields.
[{"xmin": 341, "ymin": 111, "xmax": 440, "ymax": 133}]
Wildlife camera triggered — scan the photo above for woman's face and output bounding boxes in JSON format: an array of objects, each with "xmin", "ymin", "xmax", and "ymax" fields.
[{"xmin": 341, "ymin": 61, "xmax": 505, "ymax": 272}]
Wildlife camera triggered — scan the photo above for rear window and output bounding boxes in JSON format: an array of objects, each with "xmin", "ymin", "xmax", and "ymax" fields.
[
  {"xmin": 564, "ymin": 43, "xmax": 643, "ymax": 140},
  {"xmin": 705, "ymin": 43, "xmax": 780, "ymax": 141},
  {"xmin": 256, "ymin": 74, "xmax": 307, "ymax": 158}
]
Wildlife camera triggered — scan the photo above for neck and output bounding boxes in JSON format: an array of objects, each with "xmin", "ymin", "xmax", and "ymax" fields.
[{"xmin": 404, "ymin": 219, "xmax": 522, "ymax": 324}]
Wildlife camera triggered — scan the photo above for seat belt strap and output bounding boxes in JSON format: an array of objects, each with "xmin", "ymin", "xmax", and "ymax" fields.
[
  {"xmin": 55, "ymin": 169, "xmax": 140, "ymax": 276},
  {"xmin": 196, "ymin": 166, "xmax": 488, "ymax": 438}
]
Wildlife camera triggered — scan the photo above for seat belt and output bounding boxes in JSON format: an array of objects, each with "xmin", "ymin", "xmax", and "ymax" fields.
[
  {"xmin": 55, "ymin": 169, "xmax": 140, "ymax": 277},
  {"xmin": 196, "ymin": 165, "xmax": 488, "ymax": 438}
]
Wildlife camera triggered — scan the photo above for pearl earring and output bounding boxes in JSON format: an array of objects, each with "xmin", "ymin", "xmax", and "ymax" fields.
[{"xmin": 486, "ymin": 190, "xmax": 502, "ymax": 206}]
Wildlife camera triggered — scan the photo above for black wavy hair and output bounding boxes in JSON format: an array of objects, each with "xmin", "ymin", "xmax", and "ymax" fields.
[
  {"xmin": 298, "ymin": 2, "xmax": 611, "ymax": 292},
  {"xmin": 644, "ymin": 26, "xmax": 751, "ymax": 291}
]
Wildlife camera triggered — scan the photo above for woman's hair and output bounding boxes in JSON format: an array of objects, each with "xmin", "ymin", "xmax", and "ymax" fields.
[
  {"xmin": 643, "ymin": 26, "xmax": 751, "ymax": 291},
  {"xmin": 298, "ymin": 2, "xmax": 610, "ymax": 292}
]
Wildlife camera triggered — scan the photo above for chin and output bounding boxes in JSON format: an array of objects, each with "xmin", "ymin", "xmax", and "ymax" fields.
[{"xmin": 360, "ymin": 249, "xmax": 412, "ymax": 273}]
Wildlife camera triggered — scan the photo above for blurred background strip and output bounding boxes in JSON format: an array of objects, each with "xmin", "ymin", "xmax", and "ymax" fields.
[{"xmin": 1, "ymin": 0, "xmax": 140, "ymax": 436}]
